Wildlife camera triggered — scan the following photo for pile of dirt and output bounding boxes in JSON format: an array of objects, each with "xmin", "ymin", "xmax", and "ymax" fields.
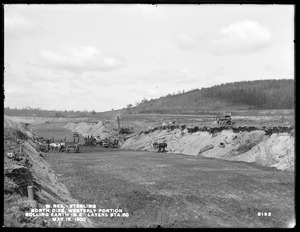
[
  {"xmin": 4, "ymin": 116, "xmax": 94, "ymax": 228},
  {"xmin": 121, "ymin": 126, "xmax": 294, "ymax": 171}
]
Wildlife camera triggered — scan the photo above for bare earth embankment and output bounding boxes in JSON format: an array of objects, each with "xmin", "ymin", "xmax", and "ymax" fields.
[
  {"xmin": 4, "ymin": 116, "xmax": 94, "ymax": 228},
  {"xmin": 121, "ymin": 125, "xmax": 294, "ymax": 171},
  {"xmin": 64, "ymin": 119, "xmax": 294, "ymax": 171}
]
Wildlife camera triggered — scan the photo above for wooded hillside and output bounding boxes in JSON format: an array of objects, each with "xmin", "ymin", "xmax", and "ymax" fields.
[{"xmin": 131, "ymin": 79, "xmax": 294, "ymax": 114}]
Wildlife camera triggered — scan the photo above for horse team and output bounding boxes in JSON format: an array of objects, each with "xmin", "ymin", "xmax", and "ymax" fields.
[
  {"xmin": 49, "ymin": 141, "xmax": 66, "ymax": 152},
  {"xmin": 36, "ymin": 136, "xmax": 67, "ymax": 153},
  {"xmin": 152, "ymin": 141, "xmax": 168, "ymax": 152}
]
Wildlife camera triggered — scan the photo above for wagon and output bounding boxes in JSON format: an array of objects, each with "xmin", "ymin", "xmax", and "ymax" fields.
[
  {"xmin": 37, "ymin": 142, "xmax": 49, "ymax": 152},
  {"xmin": 66, "ymin": 143, "xmax": 80, "ymax": 153}
]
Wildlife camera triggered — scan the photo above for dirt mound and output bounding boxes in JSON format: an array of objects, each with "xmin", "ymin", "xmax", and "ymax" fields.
[
  {"xmin": 4, "ymin": 116, "xmax": 94, "ymax": 228},
  {"xmin": 121, "ymin": 126, "xmax": 294, "ymax": 171}
]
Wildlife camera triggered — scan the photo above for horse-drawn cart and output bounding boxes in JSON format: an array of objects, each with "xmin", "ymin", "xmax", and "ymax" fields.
[{"xmin": 66, "ymin": 143, "xmax": 80, "ymax": 153}]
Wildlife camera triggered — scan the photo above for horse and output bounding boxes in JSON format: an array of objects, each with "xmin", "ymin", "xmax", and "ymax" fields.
[
  {"xmin": 158, "ymin": 142, "xmax": 167, "ymax": 152},
  {"xmin": 50, "ymin": 143, "xmax": 59, "ymax": 151},
  {"xmin": 152, "ymin": 142, "xmax": 159, "ymax": 150},
  {"xmin": 50, "ymin": 143, "xmax": 57, "ymax": 151},
  {"xmin": 152, "ymin": 141, "xmax": 167, "ymax": 152},
  {"xmin": 50, "ymin": 143, "xmax": 64, "ymax": 152},
  {"xmin": 59, "ymin": 142, "xmax": 65, "ymax": 152}
]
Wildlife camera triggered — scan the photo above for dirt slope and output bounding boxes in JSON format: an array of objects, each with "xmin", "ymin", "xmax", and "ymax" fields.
[
  {"xmin": 62, "ymin": 120, "xmax": 294, "ymax": 171},
  {"xmin": 121, "ymin": 126, "xmax": 294, "ymax": 171},
  {"xmin": 4, "ymin": 116, "xmax": 94, "ymax": 228}
]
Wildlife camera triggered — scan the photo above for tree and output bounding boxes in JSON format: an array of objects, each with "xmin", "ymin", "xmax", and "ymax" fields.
[
  {"xmin": 55, "ymin": 112, "xmax": 63, "ymax": 118},
  {"xmin": 127, "ymin": 104, "xmax": 133, "ymax": 109},
  {"xmin": 141, "ymin": 98, "xmax": 148, "ymax": 104}
]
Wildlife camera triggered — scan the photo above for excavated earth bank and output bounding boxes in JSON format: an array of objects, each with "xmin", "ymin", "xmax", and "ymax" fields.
[
  {"xmin": 4, "ymin": 116, "xmax": 94, "ymax": 228},
  {"xmin": 122, "ymin": 125, "xmax": 294, "ymax": 171},
  {"xmin": 64, "ymin": 121, "xmax": 294, "ymax": 171}
]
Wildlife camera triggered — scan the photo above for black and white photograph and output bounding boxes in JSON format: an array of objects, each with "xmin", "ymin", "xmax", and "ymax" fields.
[{"xmin": 3, "ymin": 3, "xmax": 295, "ymax": 228}]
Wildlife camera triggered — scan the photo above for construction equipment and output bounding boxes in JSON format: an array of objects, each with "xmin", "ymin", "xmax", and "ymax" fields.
[
  {"xmin": 216, "ymin": 113, "xmax": 235, "ymax": 125},
  {"xmin": 119, "ymin": 126, "xmax": 134, "ymax": 134}
]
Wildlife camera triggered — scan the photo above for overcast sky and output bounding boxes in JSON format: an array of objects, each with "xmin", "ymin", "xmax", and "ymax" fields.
[{"xmin": 4, "ymin": 4, "xmax": 294, "ymax": 112}]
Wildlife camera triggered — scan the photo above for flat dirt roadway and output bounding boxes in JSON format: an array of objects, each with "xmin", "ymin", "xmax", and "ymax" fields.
[{"xmin": 44, "ymin": 147, "xmax": 294, "ymax": 228}]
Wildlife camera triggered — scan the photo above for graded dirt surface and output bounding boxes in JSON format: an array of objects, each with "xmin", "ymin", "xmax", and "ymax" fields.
[{"xmin": 44, "ymin": 146, "xmax": 295, "ymax": 228}]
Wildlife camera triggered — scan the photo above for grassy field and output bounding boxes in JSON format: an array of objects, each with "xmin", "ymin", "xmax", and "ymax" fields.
[{"xmin": 44, "ymin": 147, "xmax": 295, "ymax": 228}]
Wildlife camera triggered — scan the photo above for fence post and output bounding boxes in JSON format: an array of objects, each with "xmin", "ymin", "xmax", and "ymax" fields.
[{"xmin": 27, "ymin": 186, "xmax": 37, "ymax": 208}]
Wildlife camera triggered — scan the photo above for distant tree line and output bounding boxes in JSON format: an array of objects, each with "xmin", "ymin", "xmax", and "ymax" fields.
[{"xmin": 4, "ymin": 106, "xmax": 98, "ymax": 118}]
